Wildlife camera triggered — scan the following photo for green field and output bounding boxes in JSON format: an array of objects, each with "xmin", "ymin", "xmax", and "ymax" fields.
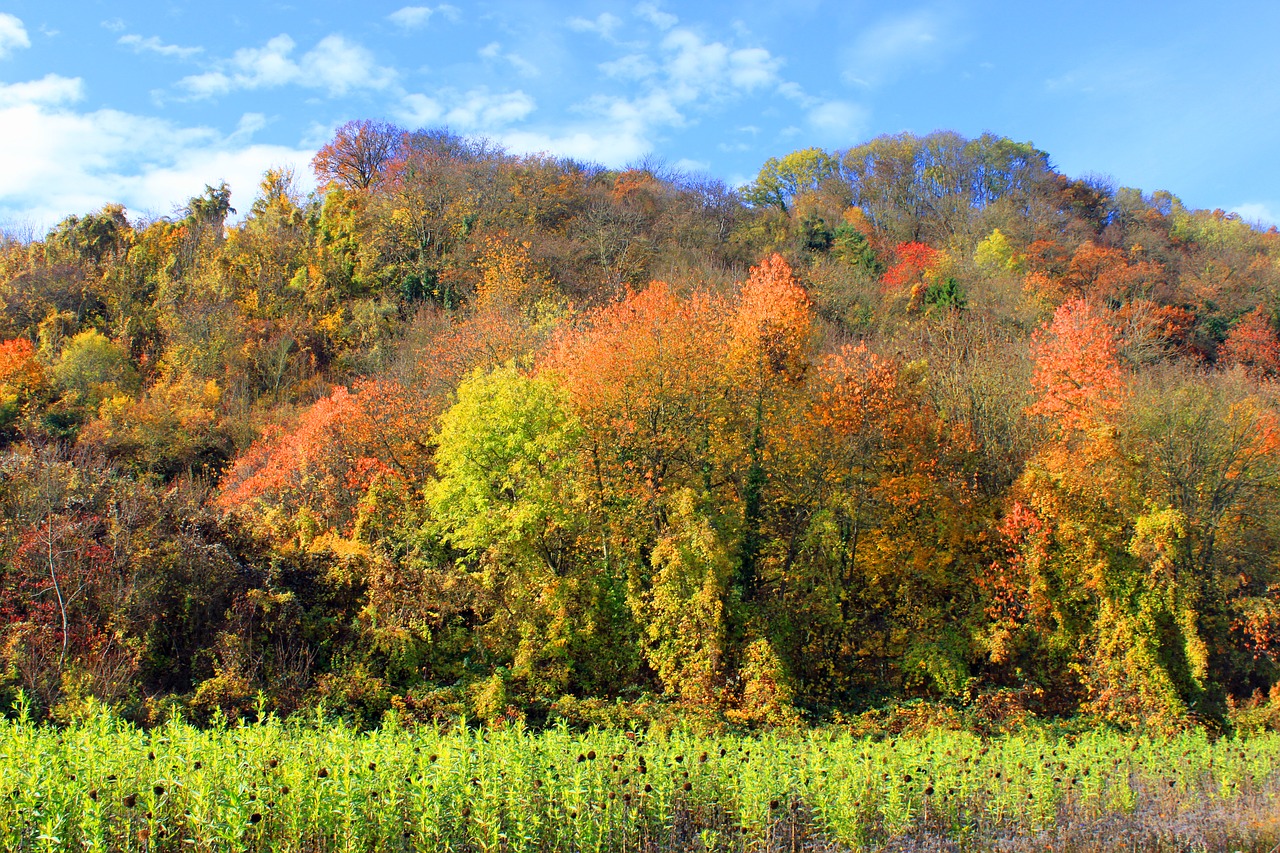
[{"xmin": 3, "ymin": 708, "xmax": 1280, "ymax": 852}]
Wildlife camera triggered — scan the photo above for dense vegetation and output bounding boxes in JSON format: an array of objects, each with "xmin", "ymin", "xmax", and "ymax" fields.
[
  {"xmin": 2, "ymin": 123, "xmax": 1280, "ymax": 732},
  {"xmin": 3, "ymin": 709, "xmax": 1279, "ymax": 852}
]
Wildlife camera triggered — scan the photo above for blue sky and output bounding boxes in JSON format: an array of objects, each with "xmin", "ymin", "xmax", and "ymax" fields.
[{"xmin": 1, "ymin": 1, "xmax": 1278, "ymax": 230}]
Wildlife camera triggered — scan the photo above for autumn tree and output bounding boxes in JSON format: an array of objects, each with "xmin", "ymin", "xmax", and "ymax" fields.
[
  {"xmin": 1027, "ymin": 298, "xmax": 1126, "ymax": 436},
  {"xmin": 312, "ymin": 120, "xmax": 405, "ymax": 191},
  {"xmin": 742, "ymin": 148, "xmax": 838, "ymax": 214},
  {"xmin": 1220, "ymin": 307, "xmax": 1280, "ymax": 377},
  {"xmin": 0, "ymin": 337, "xmax": 46, "ymax": 443}
]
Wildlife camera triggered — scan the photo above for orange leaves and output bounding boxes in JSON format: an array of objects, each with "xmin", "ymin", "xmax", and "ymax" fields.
[
  {"xmin": 1028, "ymin": 298, "xmax": 1126, "ymax": 436},
  {"xmin": 217, "ymin": 379, "xmax": 431, "ymax": 542},
  {"xmin": 1021, "ymin": 240, "xmax": 1164, "ymax": 306},
  {"xmin": 882, "ymin": 241, "xmax": 941, "ymax": 292},
  {"xmin": 0, "ymin": 337, "xmax": 46, "ymax": 440},
  {"xmin": 0, "ymin": 338, "xmax": 45, "ymax": 404},
  {"xmin": 1220, "ymin": 307, "xmax": 1280, "ymax": 377},
  {"xmin": 544, "ymin": 280, "xmax": 725, "ymax": 496},
  {"xmin": 0, "ymin": 337, "xmax": 41, "ymax": 387},
  {"xmin": 813, "ymin": 343, "xmax": 901, "ymax": 438},
  {"xmin": 728, "ymin": 253, "xmax": 812, "ymax": 381},
  {"xmin": 311, "ymin": 119, "xmax": 404, "ymax": 191}
]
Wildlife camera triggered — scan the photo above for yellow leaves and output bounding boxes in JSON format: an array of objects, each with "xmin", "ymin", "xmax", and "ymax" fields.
[
  {"xmin": 473, "ymin": 235, "xmax": 560, "ymax": 322},
  {"xmin": 1128, "ymin": 506, "xmax": 1187, "ymax": 582},
  {"xmin": 317, "ymin": 308, "xmax": 345, "ymax": 338},
  {"xmin": 974, "ymin": 228, "xmax": 1021, "ymax": 274}
]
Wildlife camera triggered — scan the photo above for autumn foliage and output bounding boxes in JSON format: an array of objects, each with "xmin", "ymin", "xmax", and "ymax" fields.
[{"xmin": 2, "ymin": 127, "xmax": 1280, "ymax": 731}]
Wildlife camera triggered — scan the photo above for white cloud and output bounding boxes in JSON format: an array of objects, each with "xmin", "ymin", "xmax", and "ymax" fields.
[
  {"xmin": 178, "ymin": 70, "xmax": 234, "ymax": 99},
  {"xmin": 1232, "ymin": 202, "xmax": 1278, "ymax": 228},
  {"xmin": 672, "ymin": 157, "xmax": 709, "ymax": 174},
  {"xmin": 775, "ymin": 81, "xmax": 813, "ymax": 106},
  {"xmin": 478, "ymin": 42, "xmax": 539, "ymax": 78},
  {"xmin": 118, "ymin": 34, "xmax": 202, "ymax": 59},
  {"xmin": 100, "ymin": 18, "xmax": 126, "ymax": 33},
  {"xmin": 512, "ymin": 21, "xmax": 790, "ymax": 170},
  {"xmin": 635, "ymin": 3, "xmax": 678, "ymax": 31},
  {"xmin": 398, "ymin": 93, "xmax": 443, "ymax": 127},
  {"xmin": 398, "ymin": 87, "xmax": 536, "ymax": 131},
  {"xmin": 0, "ymin": 13, "xmax": 30, "ymax": 59},
  {"xmin": 0, "ymin": 86, "xmax": 314, "ymax": 227},
  {"xmin": 387, "ymin": 5, "xmax": 459, "ymax": 30},
  {"xmin": 499, "ymin": 127, "xmax": 652, "ymax": 167},
  {"xmin": 177, "ymin": 34, "xmax": 395, "ymax": 99},
  {"xmin": 568, "ymin": 13, "xmax": 622, "ymax": 40},
  {"xmin": 301, "ymin": 35, "xmax": 396, "ymax": 95},
  {"xmin": 807, "ymin": 99, "xmax": 867, "ymax": 139},
  {"xmin": 231, "ymin": 34, "xmax": 300, "ymax": 88},
  {"xmin": 0, "ymin": 74, "xmax": 84, "ymax": 108},
  {"xmin": 580, "ymin": 90, "xmax": 682, "ymax": 129},
  {"xmin": 844, "ymin": 9, "xmax": 951, "ymax": 86},
  {"xmin": 601, "ymin": 54, "xmax": 657, "ymax": 80},
  {"xmin": 445, "ymin": 88, "xmax": 536, "ymax": 129},
  {"xmin": 660, "ymin": 29, "xmax": 781, "ymax": 100},
  {"xmin": 727, "ymin": 47, "xmax": 782, "ymax": 90},
  {"xmin": 230, "ymin": 112, "xmax": 268, "ymax": 140}
]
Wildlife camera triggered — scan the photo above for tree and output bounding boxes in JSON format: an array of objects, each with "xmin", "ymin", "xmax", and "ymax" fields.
[
  {"xmin": 312, "ymin": 120, "xmax": 405, "ymax": 191},
  {"xmin": 0, "ymin": 337, "xmax": 46, "ymax": 442},
  {"xmin": 1220, "ymin": 307, "xmax": 1280, "ymax": 377},
  {"xmin": 427, "ymin": 364, "xmax": 631, "ymax": 700},
  {"xmin": 52, "ymin": 329, "xmax": 138, "ymax": 406},
  {"xmin": 1028, "ymin": 298, "xmax": 1126, "ymax": 436},
  {"xmin": 742, "ymin": 148, "xmax": 838, "ymax": 214}
]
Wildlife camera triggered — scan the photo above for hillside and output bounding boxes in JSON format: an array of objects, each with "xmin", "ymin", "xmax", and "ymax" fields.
[{"xmin": 2, "ymin": 124, "xmax": 1279, "ymax": 730}]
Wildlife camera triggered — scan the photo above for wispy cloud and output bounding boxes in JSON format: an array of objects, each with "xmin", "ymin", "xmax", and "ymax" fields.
[
  {"xmin": 478, "ymin": 42, "xmax": 539, "ymax": 78},
  {"xmin": 118, "ymin": 34, "xmax": 203, "ymax": 60},
  {"xmin": 567, "ymin": 13, "xmax": 623, "ymax": 40},
  {"xmin": 0, "ymin": 74, "xmax": 83, "ymax": 108},
  {"xmin": 807, "ymin": 100, "xmax": 867, "ymax": 140},
  {"xmin": 0, "ymin": 13, "xmax": 30, "ymax": 59},
  {"xmin": 505, "ymin": 11, "xmax": 802, "ymax": 167},
  {"xmin": 396, "ymin": 87, "xmax": 536, "ymax": 131},
  {"xmin": 635, "ymin": 2, "xmax": 678, "ymax": 31},
  {"xmin": 601, "ymin": 54, "xmax": 658, "ymax": 81},
  {"xmin": 446, "ymin": 88, "xmax": 536, "ymax": 129},
  {"xmin": 0, "ymin": 75, "xmax": 314, "ymax": 227},
  {"xmin": 176, "ymin": 34, "xmax": 396, "ymax": 99},
  {"xmin": 1232, "ymin": 202, "xmax": 1278, "ymax": 228},
  {"xmin": 387, "ymin": 5, "xmax": 460, "ymax": 31},
  {"xmin": 1044, "ymin": 60, "xmax": 1160, "ymax": 97},
  {"xmin": 843, "ymin": 8, "xmax": 953, "ymax": 86}
]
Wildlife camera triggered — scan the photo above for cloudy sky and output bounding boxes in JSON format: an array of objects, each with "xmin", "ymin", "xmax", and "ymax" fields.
[{"xmin": 1, "ymin": 0, "xmax": 1278, "ymax": 230}]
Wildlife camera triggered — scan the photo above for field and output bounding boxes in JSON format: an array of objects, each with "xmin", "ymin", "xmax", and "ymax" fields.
[{"xmin": 2, "ymin": 708, "xmax": 1279, "ymax": 852}]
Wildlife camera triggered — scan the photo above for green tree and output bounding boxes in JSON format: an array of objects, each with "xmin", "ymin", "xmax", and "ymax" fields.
[{"xmin": 742, "ymin": 147, "xmax": 838, "ymax": 214}]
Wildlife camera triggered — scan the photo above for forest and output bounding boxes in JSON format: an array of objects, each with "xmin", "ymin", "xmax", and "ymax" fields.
[{"xmin": 3, "ymin": 122, "xmax": 1280, "ymax": 734}]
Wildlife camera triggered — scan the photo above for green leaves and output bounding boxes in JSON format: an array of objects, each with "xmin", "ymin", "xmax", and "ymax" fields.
[{"xmin": 431, "ymin": 363, "xmax": 582, "ymax": 555}]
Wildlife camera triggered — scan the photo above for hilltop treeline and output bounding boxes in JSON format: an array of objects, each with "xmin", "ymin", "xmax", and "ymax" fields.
[{"xmin": 2, "ymin": 124, "xmax": 1279, "ymax": 730}]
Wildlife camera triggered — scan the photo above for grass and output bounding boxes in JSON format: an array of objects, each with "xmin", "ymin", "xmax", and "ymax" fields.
[{"xmin": 2, "ymin": 704, "xmax": 1279, "ymax": 852}]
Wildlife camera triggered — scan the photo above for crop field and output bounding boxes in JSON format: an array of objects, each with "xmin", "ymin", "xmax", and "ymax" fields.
[{"xmin": 2, "ymin": 710, "xmax": 1279, "ymax": 853}]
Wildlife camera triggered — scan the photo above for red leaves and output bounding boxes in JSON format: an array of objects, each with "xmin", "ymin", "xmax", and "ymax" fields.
[
  {"xmin": 1220, "ymin": 307, "xmax": 1280, "ymax": 377},
  {"xmin": 217, "ymin": 382, "xmax": 425, "ymax": 540},
  {"xmin": 0, "ymin": 338, "xmax": 46, "ymax": 412},
  {"xmin": 1028, "ymin": 299, "xmax": 1126, "ymax": 435},
  {"xmin": 882, "ymin": 241, "xmax": 941, "ymax": 291}
]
